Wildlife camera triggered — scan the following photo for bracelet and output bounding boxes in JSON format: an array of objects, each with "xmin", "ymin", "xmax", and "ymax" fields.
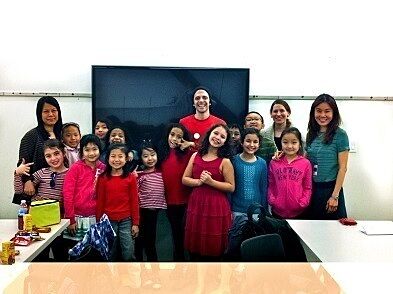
[{"xmin": 331, "ymin": 195, "xmax": 339, "ymax": 200}]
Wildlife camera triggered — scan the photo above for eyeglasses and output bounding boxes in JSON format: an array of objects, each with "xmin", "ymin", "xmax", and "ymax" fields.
[
  {"xmin": 50, "ymin": 172, "xmax": 57, "ymax": 189},
  {"xmin": 245, "ymin": 117, "xmax": 262, "ymax": 122}
]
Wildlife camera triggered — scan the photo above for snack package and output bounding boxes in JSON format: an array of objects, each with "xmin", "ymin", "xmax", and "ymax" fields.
[
  {"xmin": 11, "ymin": 235, "xmax": 32, "ymax": 246},
  {"xmin": 1, "ymin": 241, "xmax": 16, "ymax": 264}
]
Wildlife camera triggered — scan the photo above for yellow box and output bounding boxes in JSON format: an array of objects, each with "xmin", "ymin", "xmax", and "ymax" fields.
[
  {"xmin": 1, "ymin": 242, "xmax": 15, "ymax": 265},
  {"xmin": 23, "ymin": 214, "xmax": 33, "ymax": 231}
]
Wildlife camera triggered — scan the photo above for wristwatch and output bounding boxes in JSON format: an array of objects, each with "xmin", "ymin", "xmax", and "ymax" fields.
[{"xmin": 332, "ymin": 195, "xmax": 339, "ymax": 200}]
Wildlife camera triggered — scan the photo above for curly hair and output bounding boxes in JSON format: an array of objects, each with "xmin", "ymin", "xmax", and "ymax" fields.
[
  {"xmin": 159, "ymin": 123, "xmax": 191, "ymax": 163},
  {"xmin": 199, "ymin": 124, "xmax": 232, "ymax": 158}
]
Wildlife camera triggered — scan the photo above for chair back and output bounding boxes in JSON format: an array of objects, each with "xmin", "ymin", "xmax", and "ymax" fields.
[{"xmin": 240, "ymin": 233, "xmax": 285, "ymax": 262}]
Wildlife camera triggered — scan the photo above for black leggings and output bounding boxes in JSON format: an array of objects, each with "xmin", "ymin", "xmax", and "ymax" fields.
[
  {"xmin": 166, "ymin": 204, "xmax": 186, "ymax": 261},
  {"xmin": 135, "ymin": 208, "xmax": 159, "ymax": 262}
]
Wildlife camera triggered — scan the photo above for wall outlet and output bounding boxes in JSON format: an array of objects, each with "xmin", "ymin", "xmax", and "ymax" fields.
[{"xmin": 350, "ymin": 141, "xmax": 357, "ymax": 153}]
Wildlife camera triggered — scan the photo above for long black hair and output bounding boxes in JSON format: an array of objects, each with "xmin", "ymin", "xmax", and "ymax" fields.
[
  {"xmin": 36, "ymin": 96, "xmax": 63, "ymax": 140},
  {"xmin": 159, "ymin": 123, "xmax": 191, "ymax": 162},
  {"xmin": 306, "ymin": 94, "xmax": 342, "ymax": 145},
  {"xmin": 103, "ymin": 143, "xmax": 137, "ymax": 178},
  {"xmin": 199, "ymin": 124, "xmax": 232, "ymax": 158}
]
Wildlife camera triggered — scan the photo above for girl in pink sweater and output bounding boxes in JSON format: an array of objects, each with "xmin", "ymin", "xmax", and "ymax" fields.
[
  {"xmin": 268, "ymin": 127, "xmax": 312, "ymax": 219},
  {"xmin": 63, "ymin": 134, "xmax": 105, "ymax": 239}
]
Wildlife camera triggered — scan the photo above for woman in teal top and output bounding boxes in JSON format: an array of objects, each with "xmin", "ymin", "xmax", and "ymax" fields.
[{"xmin": 305, "ymin": 94, "xmax": 349, "ymax": 219}]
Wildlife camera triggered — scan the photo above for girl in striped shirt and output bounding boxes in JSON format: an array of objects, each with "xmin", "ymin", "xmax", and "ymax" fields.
[
  {"xmin": 14, "ymin": 139, "xmax": 68, "ymax": 212},
  {"xmin": 14, "ymin": 138, "xmax": 68, "ymax": 261},
  {"xmin": 135, "ymin": 140, "xmax": 166, "ymax": 288}
]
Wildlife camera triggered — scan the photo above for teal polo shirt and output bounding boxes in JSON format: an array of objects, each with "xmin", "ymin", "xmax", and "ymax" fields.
[{"xmin": 306, "ymin": 128, "xmax": 349, "ymax": 182}]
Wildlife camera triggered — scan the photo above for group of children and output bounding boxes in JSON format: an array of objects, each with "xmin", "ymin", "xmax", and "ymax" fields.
[{"xmin": 14, "ymin": 93, "xmax": 349, "ymax": 267}]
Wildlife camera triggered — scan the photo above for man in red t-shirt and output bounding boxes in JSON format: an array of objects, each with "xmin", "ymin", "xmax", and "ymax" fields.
[{"xmin": 179, "ymin": 87, "xmax": 226, "ymax": 149}]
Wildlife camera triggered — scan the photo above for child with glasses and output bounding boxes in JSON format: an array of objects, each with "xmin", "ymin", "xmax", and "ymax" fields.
[
  {"xmin": 62, "ymin": 122, "xmax": 82, "ymax": 167},
  {"xmin": 14, "ymin": 138, "xmax": 69, "ymax": 260},
  {"xmin": 244, "ymin": 111, "xmax": 277, "ymax": 166}
]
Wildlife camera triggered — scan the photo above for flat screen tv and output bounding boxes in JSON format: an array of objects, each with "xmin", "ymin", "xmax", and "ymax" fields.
[{"xmin": 92, "ymin": 65, "xmax": 250, "ymax": 148}]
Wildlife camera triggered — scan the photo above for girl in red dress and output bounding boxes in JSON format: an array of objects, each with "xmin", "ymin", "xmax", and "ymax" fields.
[{"xmin": 182, "ymin": 124, "xmax": 235, "ymax": 261}]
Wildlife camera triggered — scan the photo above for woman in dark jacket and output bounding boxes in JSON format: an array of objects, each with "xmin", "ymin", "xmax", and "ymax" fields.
[{"xmin": 14, "ymin": 96, "xmax": 63, "ymax": 204}]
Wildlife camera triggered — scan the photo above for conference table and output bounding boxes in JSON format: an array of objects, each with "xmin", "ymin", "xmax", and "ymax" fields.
[
  {"xmin": 0, "ymin": 219, "xmax": 70, "ymax": 262},
  {"xmin": 0, "ymin": 219, "xmax": 70, "ymax": 293},
  {"xmin": 287, "ymin": 219, "xmax": 393, "ymax": 293},
  {"xmin": 287, "ymin": 219, "xmax": 393, "ymax": 262}
]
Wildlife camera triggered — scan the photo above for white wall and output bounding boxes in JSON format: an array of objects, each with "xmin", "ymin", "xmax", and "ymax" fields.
[
  {"xmin": 250, "ymin": 98, "xmax": 393, "ymax": 220},
  {"xmin": 0, "ymin": 96, "xmax": 91, "ymax": 218},
  {"xmin": 1, "ymin": 1, "xmax": 392, "ymax": 219}
]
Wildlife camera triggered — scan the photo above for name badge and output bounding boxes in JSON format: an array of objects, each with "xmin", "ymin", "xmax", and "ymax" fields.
[{"xmin": 313, "ymin": 164, "xmax": 318, "ymax": 176}]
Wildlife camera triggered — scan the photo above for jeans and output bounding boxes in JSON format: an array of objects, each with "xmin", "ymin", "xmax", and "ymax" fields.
[{"xmin": 110, "ymin": 218, "xmax": 135, "ymax": 261}]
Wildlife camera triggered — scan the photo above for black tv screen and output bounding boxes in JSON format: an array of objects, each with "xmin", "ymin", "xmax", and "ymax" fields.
[{"xmin": 92, "ymin": 65, "xmax": 249, "ymax": 147}]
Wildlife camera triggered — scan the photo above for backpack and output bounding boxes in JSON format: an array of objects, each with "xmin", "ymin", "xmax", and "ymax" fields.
[{"xmin": 226, "ymin": 203, "xmax": 307, "ymax": 262}]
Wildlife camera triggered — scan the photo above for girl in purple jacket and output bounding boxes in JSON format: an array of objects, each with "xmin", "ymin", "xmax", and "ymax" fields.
[{"xmin": 268, "ymin": 127, "xmax": 312, "ymax": 219}]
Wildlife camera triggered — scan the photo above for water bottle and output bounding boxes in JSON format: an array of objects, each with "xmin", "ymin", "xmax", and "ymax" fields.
[{"xmin": 18, "ymin": 200, "xmax": 28, "ymax": 230}]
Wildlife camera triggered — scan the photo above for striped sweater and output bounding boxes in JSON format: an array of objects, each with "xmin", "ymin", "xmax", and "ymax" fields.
[
  {"xmin": 14, "ymin": 167, "xmax": 68, "ymax": 204},
  {"xmin": 137, "ymin": 170, "xmax": 167, "ymax": 209}
]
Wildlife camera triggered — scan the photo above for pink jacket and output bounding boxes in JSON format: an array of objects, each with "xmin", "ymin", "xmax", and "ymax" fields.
[
  {"xmin": 268, "ymin": 155, "xmax": 312, "ymax": 218},
  {"xmin": 63, "ymin": 159, "xmax": 106, "ymax": 224}
]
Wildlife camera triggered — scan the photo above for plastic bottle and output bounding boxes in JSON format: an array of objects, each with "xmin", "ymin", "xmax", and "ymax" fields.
[{"xmin": 18, "ymin": 200, "xmax": 28, "ymax": 230}]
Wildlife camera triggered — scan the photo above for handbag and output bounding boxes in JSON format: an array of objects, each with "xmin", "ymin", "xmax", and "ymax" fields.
[{"xmin": 29, "ymin": 199, "xmax": 61, "ymax": 227}]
